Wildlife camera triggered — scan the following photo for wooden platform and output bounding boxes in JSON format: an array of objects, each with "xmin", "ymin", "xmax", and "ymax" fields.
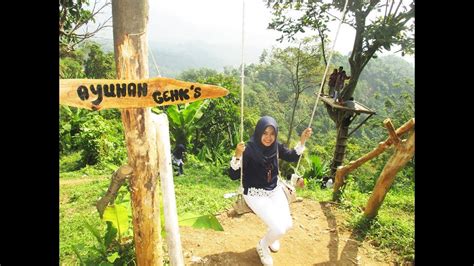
[{"xmin": 319, "ymin": 95, "xmax": 376, "ymax": 115}]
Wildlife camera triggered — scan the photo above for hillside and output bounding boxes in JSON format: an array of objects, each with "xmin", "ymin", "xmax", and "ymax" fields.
[{"xmin": 93, "ymin": 37, "xmax": 413, "ymax": 80}]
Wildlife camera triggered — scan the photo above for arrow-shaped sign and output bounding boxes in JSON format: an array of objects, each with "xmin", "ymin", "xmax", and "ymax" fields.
[{"xmin": 60, "ymin": 77, "xmax": 229, "ymax": 110}]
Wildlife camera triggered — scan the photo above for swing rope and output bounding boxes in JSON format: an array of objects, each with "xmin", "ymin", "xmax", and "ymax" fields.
[
  {"xmin": 239, "ymin": 0, "xmax": 245, "ymax": 194},
  {"xmin": 294, "ymin": 0, "xmax": 349, "ymax": 175},
  {"xmin": 150, "ymin": 47, "xmax": 162, "ymax": 77}
]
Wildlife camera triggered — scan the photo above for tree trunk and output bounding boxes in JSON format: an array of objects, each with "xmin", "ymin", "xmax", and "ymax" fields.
[
  {"xmin": 112, "ymin": 0, "xmax": 163, "ymax": 265},
  {"xmin": 330, "ymin": 114, "xmax": 351, "ymax": 178},
  {"xmin": 326, "ymin": 52, "xmax": 366, "ymax": 175}
]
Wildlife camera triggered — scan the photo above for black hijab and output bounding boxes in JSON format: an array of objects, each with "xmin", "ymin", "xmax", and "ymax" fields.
[{"xmin": 246, "ymin": 116, "xmax": 278, "ymax": 167}]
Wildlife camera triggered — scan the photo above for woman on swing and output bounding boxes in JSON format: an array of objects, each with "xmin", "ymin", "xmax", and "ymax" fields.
[{"xmin": 229, "ymin": 116, "xmax": 312, "ymax": 266}]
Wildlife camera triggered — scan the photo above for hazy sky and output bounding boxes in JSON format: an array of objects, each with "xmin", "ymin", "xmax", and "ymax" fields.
[
  {"xmin": 151, "ymin": 0, "xmax": 355, "ymax": 58},
  {"xmin": 93, "ymin": 0, "xmax": 413, "ymax": 65}
]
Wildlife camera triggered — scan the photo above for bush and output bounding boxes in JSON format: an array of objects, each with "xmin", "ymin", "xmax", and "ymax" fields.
[
  {"xmin": 75, "ymin": 114, "xmax": 127, "ymax": 167},
  {"xmin": 60, "ymin": 151, "xmax": 85, "ymax": 172}
]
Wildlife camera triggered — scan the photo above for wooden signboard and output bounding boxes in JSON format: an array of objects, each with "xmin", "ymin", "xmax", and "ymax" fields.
[{"xmin": 60, "ymin": 77, "xmax": 229, "ymax": 110}]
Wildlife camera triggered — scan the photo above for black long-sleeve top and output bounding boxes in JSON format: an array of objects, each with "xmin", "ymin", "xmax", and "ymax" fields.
[{"xmin": 229, "ymin": 142, "xmax": 301, "ymax": 194}]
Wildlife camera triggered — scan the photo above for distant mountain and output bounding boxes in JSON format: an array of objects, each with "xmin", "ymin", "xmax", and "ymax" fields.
[
  {"xmin": 93, "ymin": 38, "xmax": 267, "ymax": 78},
  {"xmin": 149, "ymin": 41, "xmax": 234, "ymax": 77},
  {"xmin": 93, "ymin": 38, "xmax": 413, "ymax": 79},
  {"xmin": 149, "ymin": 41, "xmax": 268, "ymax": 77}
]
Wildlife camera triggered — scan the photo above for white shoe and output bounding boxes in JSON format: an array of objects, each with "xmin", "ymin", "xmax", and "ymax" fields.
[
  {"xmin": 269, "ymin": 240, "xmax": 280, "ymax": 252},
  {"xmin": 256, "ymin": 240, "xmax": 273, "ymax": 265}
]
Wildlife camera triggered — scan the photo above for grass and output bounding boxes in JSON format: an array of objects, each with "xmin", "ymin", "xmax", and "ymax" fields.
[
  {"xmin": 60, "ymin": 165, "xmax": 118, "ymax": 180},
  {"xmin": 331, "ymin": 182, "xmax": 414, "ymax": 262},
  {"xmin": 60, "ymin": 178, "xmax": 111, "ymax": 265},
  {"xmin": 173, "ymin": 162, "xmax": 238, "ymax": 215},
  {"xmin": 60, "ymin": 162, "xmax": 414, "ymax": 264}
]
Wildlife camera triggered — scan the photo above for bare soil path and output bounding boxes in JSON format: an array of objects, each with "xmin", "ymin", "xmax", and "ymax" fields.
[{"xmin": 180, "ymin": 199, "xmax": 395, "ymax": 265}]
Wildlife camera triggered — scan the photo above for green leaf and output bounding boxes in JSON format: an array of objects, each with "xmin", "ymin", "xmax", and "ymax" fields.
[
  {"xmin": 107, "ymin": 252, "xmax": 120, "ymax": 263},
  {"xmin": 102, "ymin": 204, "xmax": 129, "ymax": 239},
  {"xmin": 182, "ymin": 100, "xmax": 205, "ymax": 124},
  {"xmin": 91, "ymin": 246, "xmax": 107, "ymax": 258},
  {"xmin": 84, "ymin": 221, "xmax": 103, "ymax": 247},
  {"xmin": 98, "ymin": 262, "xmax": 114, "ymax": 266},
  {"xmin": 104, "ymin": 222, "xmax": 118, "ymax": 248},
  {"xmin": 71, "ymin": 244, "xmax": 84, "ymax": 265},
  {"xmin": 166, "ymin": 105, "xmax": 181, "ymax": 125},
  {"xmin": 178, "ymin": 213, "xmax": 224, "ymax": 231}
]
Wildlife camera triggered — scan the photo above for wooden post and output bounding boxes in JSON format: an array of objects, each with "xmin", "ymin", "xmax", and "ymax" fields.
[
  {"xmin": 152, "ymin": 113, "xmax": 184, "ymax": 266},
  {"xmin": 383, "ymin": 118, "xmax": 400, "ymax": 146},
  {"xmin": 364, "ymin": 130, "xmax": 415, "ymax": 219},
  {"xmin": 333, "ymin": 118, "xmax": 415, "ymax": 197},
  {"xmin": 112, "ymin": 0, "xmax": 163, "ymax": 265}
]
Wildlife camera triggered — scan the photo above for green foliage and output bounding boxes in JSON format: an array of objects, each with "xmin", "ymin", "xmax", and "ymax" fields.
[
  {"xmin": 60, "ymin": 57, "xmax": 86, "ymax": 78},
  {"xmin": 161, "ymin": 100, "xmax": 208, "ymax": 150},
  {"xmin": 196, "ymin": 142, "xmax": 228, "ymax": 165},
  {"xmin": 268, "ymin": 39, "xmax": 324, "ymax": 143},
  {"xmin": 173, "ymin": 70, "xmax": 242, "ymax": 160},
  {"xmin": 179, "ymin": 213, "xmax": 224, "ymax": 231},
  {"xmin": 267, "ymin": 1, "xmax": 414, "ymax": 56},
  {"xmin": 60, "ymin": 177, "xmax": 111, "ymax": 265},
  {"xmin": 76, "ymin": 209, "xmax": 135, "ymax": 265},
  {"xmin": 173, "ymin": 159, "xmax": 238, "ymax": 215},
  {"xmin": 60, "ymin": 151, "xmax": 85, "ymax": 172},
  {"xmin": 59, "ymin": 0, "xmax": 110, "ymax": 55},
  {"xmin": 178, "ymin": 68, "xmax": 220, "ymax": 82},
  {"xmin": 84, "ymin": 43, "xmax": 116, "ymax": 79},
  {"xmin": 61, "ymin": 165, "xmax": 118, "ymax": 179},
  {"xmin": 67, "ymin": 184, "xmax": 133, "ymax": 265},
  {"xmin": 267, "ymin": 0, "xmax": 414, "ymax": 102},
  {"xmin": 75, "ymin": 112, "xmax": 127, "ymax": 167},
  {"xmin": 60, "ymin": 43, "xmax": 126, "ymax": 172},
  {"xmin": 341, "ymin": 190, "xmax": 414, "ymax": 262},
  {"xmin": 102, "ymin": 204, "xmax": 130, "ymax": 241},
  {"xmin": 382, "ymin": 92, "xmax": 414, "ymax": 127},
  {"xmin": 60, "ymin": 106, "xmax": 90, "ymax": 154},
  {"xmin": 302, "ymin": 154, "xmax": 329, "ymax": 180}
]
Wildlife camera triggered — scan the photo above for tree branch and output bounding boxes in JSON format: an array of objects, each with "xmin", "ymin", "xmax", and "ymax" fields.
[{"xmin": 96, "ymin": 165, "xmax": 133, "ymax": 217}]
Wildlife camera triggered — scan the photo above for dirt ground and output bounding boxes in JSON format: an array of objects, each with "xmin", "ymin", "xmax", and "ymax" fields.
[{"xmin": 180, "ymin": 199, "xmax": 397, "ymax": 266}]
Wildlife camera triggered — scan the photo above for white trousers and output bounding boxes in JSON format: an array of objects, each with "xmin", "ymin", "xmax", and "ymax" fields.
[{"xmin": 243, "ymin": 185, "xmax": 293, "ymax": 246}]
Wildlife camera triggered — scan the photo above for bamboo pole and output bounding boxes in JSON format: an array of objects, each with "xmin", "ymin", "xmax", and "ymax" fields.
[
  {"xmin": 151, "ymin": 113, "xmax": 184, "ymax": 266},
  {"xmin": 364, "ymin": 130, "xmax": 415, "ymax": 218},
  {"xmin": 333, "ymin": 118, "xmax": 414, "ymax": 196},
  {"xmin": 112, "ymin": 0, "xmax": 163, "ymax": 264}
]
